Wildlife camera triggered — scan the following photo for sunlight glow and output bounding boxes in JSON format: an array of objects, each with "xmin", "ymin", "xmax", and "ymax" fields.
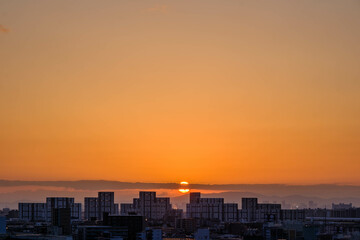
[
  {"xmin": 179, "ymin": 188, "xmax": 190, "ymax": 193},
  {"xmin": 179, "ymin": 181, "xmax": 190, "ymax": 193}
]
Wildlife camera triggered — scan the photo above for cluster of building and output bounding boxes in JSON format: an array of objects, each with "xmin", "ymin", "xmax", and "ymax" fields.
[
  {"xmin": 186, "ymin": 193, "xmax": 305, "ymax": 223},
  {"xmin": 19, "ymin": 198, "xmax": 82, "ymax": 223},
  {"xmin": 18, "ymin": 192, "xmax": 120, "ymax": 224},
  {"xmin": 120, "ymin": 192, "xmax": 174, "ymax": 220},
  {"xmin": 84, "ymin": 192, "xmax": 119, "ymax": 220},
  {"xmin": 1, "ymin": 191, "xmax": 360, "ymax": 240}
]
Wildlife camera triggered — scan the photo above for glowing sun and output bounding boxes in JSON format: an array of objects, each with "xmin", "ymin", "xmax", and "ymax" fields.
[{"xmin": 179, "ymin": 181, "xmax": 190, "ymax": 193}]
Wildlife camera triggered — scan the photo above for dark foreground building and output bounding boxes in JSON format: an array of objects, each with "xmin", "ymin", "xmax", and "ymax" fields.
[
  {"xmin": 51, "ymin": 208, "xmax": 71, "ymax": 235},
  {"xmin": 77, "ymin": 214, "xmax": 145, "ymax": 240}
]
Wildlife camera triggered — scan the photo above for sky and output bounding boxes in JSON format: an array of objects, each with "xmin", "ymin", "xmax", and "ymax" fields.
[{"xmin": 0, "ymin": 0, "xmax": 360, "ymax": 185}]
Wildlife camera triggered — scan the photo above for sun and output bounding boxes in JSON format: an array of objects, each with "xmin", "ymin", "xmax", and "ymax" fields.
[
  {"xmin": 179, "ymin": 189, "xmax": 190, "ymax": 193},
  {"xmin": 178, "ymin": 181, "xmax": 190, "ymax": 193}
]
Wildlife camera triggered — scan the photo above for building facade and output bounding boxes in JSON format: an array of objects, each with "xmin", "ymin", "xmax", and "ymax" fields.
[
  {"xmin": 84, "ymin": 197, "xmax": 98, "ymax": 220},
  {"xmin": 18, "ymin": 198, "xmax": 81, "ymax": 223},
  {"xmin": 186, "ymin": 192, "xmax": 225, "ymax": 221},
  {"xmin": 46, "ymin": 197, "xmax": 81, "ymax": 222},
  {"xmin": 98, "ymin": 192, "xmax": 118, "ymax": 220},
  {"xmin": 121, "ymin": 192, "xmax": 172, "ymax": 220},
  {"xmin": 18, "ymin": 203, "xmax": 47, "ymax": 222}
]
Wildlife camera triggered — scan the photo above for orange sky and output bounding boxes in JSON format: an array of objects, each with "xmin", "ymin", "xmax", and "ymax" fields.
[{"xmin": 0, "ymin": 0, "xmax": 359, "ymax": 184}]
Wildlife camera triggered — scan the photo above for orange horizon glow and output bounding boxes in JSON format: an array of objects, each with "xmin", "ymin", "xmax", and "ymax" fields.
[{"xmin": 0, "ymin": 0, "xmax": 360, "ymax": 185}]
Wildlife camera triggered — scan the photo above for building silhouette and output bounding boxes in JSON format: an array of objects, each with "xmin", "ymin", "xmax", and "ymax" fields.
[{"xmin": 121, "ymin": 191, "xmax": 172, "ymax": 220}]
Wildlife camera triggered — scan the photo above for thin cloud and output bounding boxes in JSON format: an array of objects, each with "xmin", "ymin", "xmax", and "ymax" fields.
[
  {"xmin": 0, "ymin": 180, "xmax": 360, "ymax": 198},
  {"xmin": 0, "ymin": 24, "xmax": 10, "ymax": 33},
  {"xmin": 144, "ymin": 4, "xmax": 169, "ymax": 14}
]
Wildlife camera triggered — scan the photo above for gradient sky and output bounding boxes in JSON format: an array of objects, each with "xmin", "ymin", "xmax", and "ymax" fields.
[{"xmin": 0, "ymin": 0, "xmax": 360, "ymax": 184}]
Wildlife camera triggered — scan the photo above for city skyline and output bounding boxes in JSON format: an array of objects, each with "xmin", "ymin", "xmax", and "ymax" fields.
[{"xmin": 4, "ymin": 189, "xmax": 360, "ymax": 239}]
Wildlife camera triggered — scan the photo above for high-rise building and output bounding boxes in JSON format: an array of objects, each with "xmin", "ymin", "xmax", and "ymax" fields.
[
  {"xmin": 190, "ymin": 192, "xmax": 201, "ymax": 204},
  {"xmin": 72, "ymin": 203, "xmax": 82, "ymax": 221},
  {"xmin": 242, "ymin": 198, "xmax": 258, "ymax": 210},
  {"xmin": 18, "ymin": 203, "xmax": 46, "ymax": 222},
  {"xmin": 46, "ymin": 197, "xmax": 81, "ymax": 222},
  {"xmin": 98, "ymin": 192, "xmax": 117, "ymax": 220},
  {"xmin": 121, "ymin": 191, "xmax": 172, "ymax": 220},
  {"xmin": 186, "ymin": 192, "xmax": 225, "ymax": 221},
  {"xmin": 186, "ymin": 194, "xmax": 300, "ymax": 223},
  {"xmin": 84, "ymin": 197, "xmax": 98, "ymax": 220},
  {"xmin": 223, "ymin": 203, "xmax": 238, "ymax": 222},
  {"xmin": 18, "ymin": 198, "xmax": 81, "ymax": 222},
  {"xmin": 114, "ymin": 203, "xmax": 119, "ymax": 215},
  {"xmin": 240, "ymin": 198, "xmax": 278, "ymax": 222},
  {"xmin": 84, "ymin": 192, "xmax": 119, "ymax": 221}
]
